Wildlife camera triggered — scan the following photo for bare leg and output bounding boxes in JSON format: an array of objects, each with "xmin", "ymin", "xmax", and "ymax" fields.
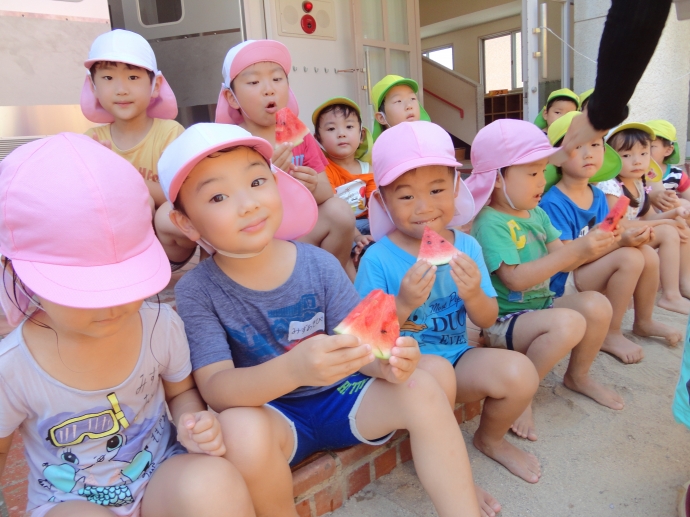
[
  {"xmin": 298, "ymin": 197, "xmax": 356, "ymax": 277},
  {"xmin": 454, "ymin": 348, "xmax": 541, "ymax": 483},
  {"xmin": 679, "ymin": 233, "xmax": 690, "ymax": 298},
  {"xmin": 155, "ymin": 201, "xmax": 198, "ymax": 263},
  {"xmin": 553, "ymin": 293, "xmax": 624, "ymax": 409},
  {"xmin": 632, "ymin": 245, "xmax": 684, "ymax": 345},
  {"xmin": 509, "ymin": 308, "xmax": 586, "ymax": 440},
  {"xmin": 575, "ymin": 248, "xmax": 644, "ymax": 363},
  {"xmin": 141, "ymin": 453, "xmax": 255, "ymax": 517},
  {"xmin": 650, "ymin": 225, "xmax": 690, "ymax": 314},
  {"xmin": 45, "ymin": 501, "xmax": 116, "ymax": 517},
  {"xmin": 356, "ymin": 369, "xmax": 480, "ymax": 517},
  {"xmin": 218, "ymin": 407, "xmax": 297, "ymax": 517}
]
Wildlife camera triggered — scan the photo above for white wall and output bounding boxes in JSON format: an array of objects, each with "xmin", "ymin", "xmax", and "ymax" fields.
[
  {"xmin": 0, "ymin": 0, "xmax": 109, "ymax": 19},
  {"xmin": 574, "ymin": 2, "xmax": 690, "ymax": 159}
]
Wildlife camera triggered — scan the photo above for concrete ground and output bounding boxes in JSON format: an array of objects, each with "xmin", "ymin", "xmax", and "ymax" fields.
[{"xmin": 332, "ymin": 305, "xmax": 690, "ymax": 517}]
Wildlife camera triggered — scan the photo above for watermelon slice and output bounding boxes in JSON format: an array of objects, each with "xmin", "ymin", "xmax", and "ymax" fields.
[
  {"xmin": 417, "ymin": 226, "xmax": 458, "ymax": 265},
  {"xmin": 334, "ymin": 289, "xmax": 400, "ymax": 360},
  {"xmin": 599, "ymin": 196, "xmax": 630, "ymax": 232},
  {"xmin": 275, "ymin": 107, "xmax": 309, "ymax": 146}
]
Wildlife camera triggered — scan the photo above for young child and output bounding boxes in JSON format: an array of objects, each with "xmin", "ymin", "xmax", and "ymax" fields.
[
  {"xmin": 598, "ymin": 123, "xmax": 690, "ymax": 314},
  {"xmin": 312, "ymin": 97, "xmax": 375, "ymax": 259},
  {"xmin": 579, "ymin": 89, "xmax": 594, "ymax": 112},
  {"xmin": 0, "ymin": 134, "xmax": 253, "ymax": 517},
  {"xmin": 534, "ymin": 88, "xmax": 580, "ymax": 132},
  {"xmin": 215, "ymin": 40, "xmax": 357, "ymax": 278},
  {"xmin": 81, "ymin": 30, "xmax": 197, "ymax": 270},
  {"xmin": 673, "ymin": 315, "xmax": 690, "ymax": 516},
  {"xmin": 355, "ymin": 121, "xmax": 542, "ymax": 490},
  {"xmin": 470, "ymin": 119, "xmax": 623, "ymax": 441},
  {"xmin": 159, "ymin": 123, "xmax": 483, "ymax": 517},
  {"xmin": 540, "ymin": 112, "xmax": 682, "ymax": 364},
  {"xmin": 371, "ymin": 75, "xmax": 431, "ymax": 141},
  {"xmin": 646, "ymin": 119, "xmax": 690, "ymax": 211}
]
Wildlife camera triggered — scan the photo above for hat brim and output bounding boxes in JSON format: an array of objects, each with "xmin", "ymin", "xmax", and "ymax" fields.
[
  {"xmin": 544, "ymin": 143, "xmax": 621, "ymax": 191},
  {"xmin": 369, "ymin": 173, "xmax": 475, "ymax": 241},
  {"xmin": 646, "ymin": 159, "xmax": 664, "ymax": 183},
  {"xmin": 668, "ymin": 142, "xmax": 681, "ymax": 165},
  {"xmin": 13, "ymin": 234, "xmax": 170, "ymax": 309},
  {"xmin": 534, "ymin": 110, "xmax": 548, "ymax": 130},
  {"xmin": 311, "ymin": 97, "xmax": 361, "ymax": 126},
  {"xmin": 273, "ymin": 167, "xmax": 318, "ymax": 240},
  {"xmin": 355, "ymin": 127, "xmax": 373, "ymax": 164},
  {"xmin": 166, "ymin": 134, "xmax": 275, "ymax": 203},
  {"xmin": 607, "ymin": 122, "xmax": 656, "ymax": 141},
  {"xmin": 464, "ymin": 170, "xmax": 497, "ymax": 216}
]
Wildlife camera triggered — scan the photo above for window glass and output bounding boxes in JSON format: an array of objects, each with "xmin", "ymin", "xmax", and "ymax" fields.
[{"xmin": 138, "ymin": 0, "xmax": 182, "ymax": 26}]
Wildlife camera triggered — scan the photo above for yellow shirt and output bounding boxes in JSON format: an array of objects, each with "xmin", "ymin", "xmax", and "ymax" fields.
[{"xmin": 85, "ymin": 118, "xmax": 184, "ymax": 183}]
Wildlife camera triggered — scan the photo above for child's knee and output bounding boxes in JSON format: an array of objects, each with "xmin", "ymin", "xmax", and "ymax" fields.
[
  {"xmin": 395, "ymin": 368, "xmax": 452, "ymax": 415},
  {"xmin": 640, "ymin": 244, "xmax": 660, "ymax": 269},
  {"xmin": 320, "ymin": 196, "xmax": 356, "ymax": 231},
  {"xmin": 655, "ymin": 223, "xmax": 680, "ymax": 244},
  {"xmin": 617, "ymin": 247, "xmax": 645, "ymax": 274},
  {"xmin": 576, "ymin": 291, "xmax": 613, "ymax": 324},
  {"xmin": 218, "ymin": 407, "xmax": 281, "ymax": 466},
  {"xmin": 417, "ymin": 354, "xmax": 457, "ymax": 406},
  {"xmin": 551, "ymin": 308, "xmax": 587, "ymax": 343},
  {"xmin": 500, "ymin": 352, "xmax": 539, "ymax": 396},
  {"xmin": 178, "ymin": 455, "xmax": 247, "ymax": 500}
]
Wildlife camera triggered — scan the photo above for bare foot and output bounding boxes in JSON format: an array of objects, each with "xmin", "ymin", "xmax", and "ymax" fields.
[
  {"xmin": 510, "ymin": 404, "xmax": 537, "ymax": 441},
  {"xmin": 563, "ymin": 372, "xmax": 624, "ymax": 410},
  {"xmin": 657, "ymin": 295, "xmax": 690, "ymax": 315},
  {"xmin": 633, "ymin": 319, "xmax": 683, "ymax": 347},
  {"xmin": 473, "ymin": 433, "xmax": 541, "ymax": 483},
  {"xmin": 601, "ymin": 331, "xmax": 644, "ymax": 363},
  {"xmin": 475, "ymin": 484, "xmax": 501, "ymax": 517}
]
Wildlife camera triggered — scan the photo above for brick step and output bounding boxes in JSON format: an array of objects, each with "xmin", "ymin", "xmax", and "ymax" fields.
[{"xmin": 0, "ymin": 401, "xmax": 482, "ymax": 517}]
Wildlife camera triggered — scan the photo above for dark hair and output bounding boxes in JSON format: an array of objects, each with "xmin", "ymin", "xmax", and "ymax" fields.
[
  {"xmin": 546, "ymin": 96, "xmax": 578, "ymax": 112},
  {"xmin": 90, "ymin": 61, "xmax": 155, "ymax": 83},
  {"xmin": 314, "ymin": 104, "xmax": 362, "ymax": 141},
  {"xmin": 658, "ymin": 137, "xmax": 673, "ymax": 148},
  {"xmin": 620, "ymin": 176, "xmax": 651, "ymax": 217},
  {"xmin": 580, "ymin": 96, "xmax": 590, "ymax": 111},
  {"xmin": 608, "ymin": 128, "xmax": 651, "ymax": 153}
]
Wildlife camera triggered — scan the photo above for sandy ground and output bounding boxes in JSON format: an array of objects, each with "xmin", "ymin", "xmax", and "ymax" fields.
[{"xmin": 332, "ymin": 305, "xmax": 690, "ymax": 517}]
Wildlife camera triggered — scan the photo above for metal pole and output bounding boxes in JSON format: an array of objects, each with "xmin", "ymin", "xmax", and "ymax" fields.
[
  {"xmin": 522, "ymin": 0, "xmax": 541, "ymax": 122},
  {"xmin": 561, "ymin": 0, "xmax": 571, "ymax": 88},
  {"xmin": 540, "ymin": 2, "xmax": 548, "ymax": 79}
]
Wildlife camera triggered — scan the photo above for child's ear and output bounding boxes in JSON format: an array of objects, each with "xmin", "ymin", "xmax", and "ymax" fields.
[
  {"xmin": 225, "ymin": 89, "xmax": 241, "ymax": 110},
  {"xmin": 493, "ymin": 171, "xmax": 504, "ymax": 191},
  {"xmin": 374, "ymin": 112, "xmax": 387, "ymax": 126},
  {"xmin": 168, "ymin": 209, "xmax": 202, "ymax": 243},
  {"xmin": 665, "ymin": 145, "xmax": 674, "ymax": 158},
  {"xmin": 360, "ymin": 128, "xmax": 366, "ymax": 145},
  {"xmin": 150, "ymin": 74, "xmax": 163, "ymax": 99}
]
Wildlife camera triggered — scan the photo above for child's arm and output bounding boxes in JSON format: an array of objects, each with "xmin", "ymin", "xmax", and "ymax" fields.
[
  {"xmin": 164, "ymin": 375, "xmax": 226, "ymax": 456},
  {"xmin": 648, "ymin": 181, "xmax": 680, "ymax": 212},
  {"xmin": 194, "ymin": 334, "xmax": 374, "ymax": 412},
  {"xmin": 0, "ymin": 433, "xmax": 14, "ymax": 479},
  {"xmin": 496, "ymin": 229, "xmax": 615, "ymax": 292},
  {"xmin": 358, "ymin": 336, "xmax": 421, "ymax": 384},
  {"xmin": 449, "ymin": 253, "xmax": 498, "ymax": 328},
  {"xmin": 146, "ymin": 180, "xmax": 167, "ymax": 208},
  {"xmin": 396, "ymin": 261, "xmax": 437, "ymax": 325}
]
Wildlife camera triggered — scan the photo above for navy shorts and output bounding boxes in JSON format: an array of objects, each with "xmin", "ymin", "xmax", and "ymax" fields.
[{"xmin": 267, "ymin": 373, "xmax": 394, "ymax": 466}]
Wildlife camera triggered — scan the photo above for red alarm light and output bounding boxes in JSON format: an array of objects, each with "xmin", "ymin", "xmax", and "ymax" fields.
[
  {"xmin": 302, "ymin": 1, "xmax": 313, "ymax": 13},
  {"xmin": 301, "ymin": 14, "xmax": 316, "ymax": 34}
]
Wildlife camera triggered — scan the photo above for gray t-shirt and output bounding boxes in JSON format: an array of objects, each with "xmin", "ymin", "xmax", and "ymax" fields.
[{"xmin": 175, "ymin": 242, "xmax": 361, "ymax": 398}]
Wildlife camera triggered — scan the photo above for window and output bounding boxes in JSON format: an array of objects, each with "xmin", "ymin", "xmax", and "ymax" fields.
[
  {"xmin": 423, "ymin": 46, "xmax": 453, "ymax": 70},
  {"xmin": 482, "ymin": 30, "xmax": 523, "ymax": 94},
  {"xmin": 138, "ymin": 0, "xmax": 183, "ymax": 26}
]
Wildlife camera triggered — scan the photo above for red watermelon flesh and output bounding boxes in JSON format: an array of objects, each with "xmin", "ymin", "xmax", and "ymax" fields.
[
  {"xmin": 599, "ymin": 196, "xmax": 630, "ymax": 232},
  {"xmin": 334, "ymin": 289, "xmax": 400, "ymax": 360},
  {"xmin": 275, "ymin": 107, "xmax": 309, "ymax": 146},
  {"xmin": 417, "ymin": 226, "xmax": 458, "ymax": 265}
]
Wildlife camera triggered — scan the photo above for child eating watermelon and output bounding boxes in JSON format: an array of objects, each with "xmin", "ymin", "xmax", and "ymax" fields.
[
  {"xmin": 160, "ymin": 123, "xmax": 485, "ymax": 517},
  {"xmin": 355, "ymin": 121, "xmax": 542, "ymax": 491},
  {"xmin": 214, "ymin": 39, "xmax": 358, "ymax": 280}
]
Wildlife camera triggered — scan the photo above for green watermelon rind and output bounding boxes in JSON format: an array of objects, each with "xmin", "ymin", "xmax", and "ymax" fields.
[{"xmin": 417, "ymin": 227, "xmax": 459, "ymax": 266}]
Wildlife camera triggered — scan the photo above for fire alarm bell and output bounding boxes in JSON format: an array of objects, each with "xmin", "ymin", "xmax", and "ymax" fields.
[{"xmin": 277, "ymin": 0, "xmax": 336, "ymax": 40}]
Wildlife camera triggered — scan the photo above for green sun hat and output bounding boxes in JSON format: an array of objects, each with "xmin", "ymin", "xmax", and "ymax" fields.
[
  {"xmin": 371, "ymin": 74, "xmax": 431, "ymax": 141},
  {"xmin": 645, "ymin": 119, "xmax": 681, "ymax": 164},
  {"xmin": 578, "ymin": 88, "xmax": 594, "ymax": 110},
  {"xmin": 534, "ymin": 88, "xmax": 581, "ymax": 129},
  {"xmin": 606, "ymin": 122, "xmax": 665, "ymax": 183},
  {"xmin": 311, "ymin": 97, "xmax": 373, "ymax": 163},
  {"xmin": 543, "ymin": 111, "xmax": 621, "ymax": 191}
]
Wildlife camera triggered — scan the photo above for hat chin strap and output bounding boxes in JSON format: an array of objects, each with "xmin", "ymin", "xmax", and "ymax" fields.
[
  {"xmin": 379, "ymin": 171, "xmax": 460, "ymax": 225},
  {"xmin": 227, "ymin": 85, "xmax": 253, "ymax": 123},
  {"xmin": 499, "ymin": 170, "xmax": 518, "ymax": 210},
  {"xmin": 197, "ymin": 238, "xmax": 267, "ymax": 259},
  {"xmin": 378, "ymin": 112, "xmax": 390, "ymax": 128}
]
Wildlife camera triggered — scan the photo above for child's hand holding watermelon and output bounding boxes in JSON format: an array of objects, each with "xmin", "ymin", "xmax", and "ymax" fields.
[
  {"xmin": 366, "ymin": 336, "xmax": 421, "ymax": 384},
  {"xmin": 397, "ymin": 261, "xmax": 437, "ymax": 323},
  {"xmin": 449, "ymin": 254, "xmax": 483, "ymax": 301},
  {"xmin": 289, "ymin": 165, "xmax": 319, "ymax": 193},
  {"xmin": 272, "ymin": 142, "xmax": 294, "ymax": 172}
]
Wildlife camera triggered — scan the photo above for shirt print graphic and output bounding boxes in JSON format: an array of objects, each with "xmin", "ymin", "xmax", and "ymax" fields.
[
  {"xmin": 37, "ymin": 391, "xmax": 165, "ymax": 507},
  {"xmin": 402, "ymin": 290, "xmax": 467, "ymax": 347}
]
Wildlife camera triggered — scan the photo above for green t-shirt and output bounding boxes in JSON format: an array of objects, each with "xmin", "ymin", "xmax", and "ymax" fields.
[{"xmin": 471, "ymin": 206, "xmax": 561, "ymax": 317}]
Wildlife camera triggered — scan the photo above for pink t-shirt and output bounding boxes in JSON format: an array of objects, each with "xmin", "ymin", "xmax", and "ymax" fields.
[{"xmin": 292, "ymin": 133, "xmax": 328, "ymax": 173}]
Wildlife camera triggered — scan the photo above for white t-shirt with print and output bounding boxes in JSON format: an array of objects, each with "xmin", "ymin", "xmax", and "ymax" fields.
[
  {"xmin": 0, "ymin": 303, "xmax": 191, "ymax": 515},
  {"xmin": 596, "ymin": 179, "xmax": 645, "ymax": 220}
]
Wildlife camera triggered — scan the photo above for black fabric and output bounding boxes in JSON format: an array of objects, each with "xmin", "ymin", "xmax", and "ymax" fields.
[{"xmin": 587, "ymin": 0, "xmax": 672, "ymax": 130}]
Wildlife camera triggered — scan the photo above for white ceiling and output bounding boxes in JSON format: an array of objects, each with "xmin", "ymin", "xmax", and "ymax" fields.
[{"xmin": 420, "ymin": 0, "xmax": 522, "ymax": 39}]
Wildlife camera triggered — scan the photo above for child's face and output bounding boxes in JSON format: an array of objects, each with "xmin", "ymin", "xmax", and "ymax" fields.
[
  {"xmin": 317, "ymin": 110, "xmax": 362, "ymax": 160},
  {"xmin": 173, "ymin": 147, "xmax": 283, "ymax": 255},
  {"xmin": 376, "ymin": 85, "xmax": 420, "ymax": 127},
  {"xmin": 560, "ymin": 137, "xmax": 605, "ymax": 180},
  {"xmin": 226, "ymin": 62, "xmax": 289, "ymax": 127},
  {"xmin": 494, "ymin": 159, "xmax": 549, "ymax": 211},
  {"xmin": 36, "ymin": 297, "xmax": 143, "ymax": 339},
  {"xmin": 91, "ymin": 62, "xmax": 159, "ymax": 122},
  {"xmin": 543, "ymin": 99, "xmax": 577, "ymax": 127},
  {"xmin": 616, "ymin": 141, "xmax": 651, "ymax": 180},
  {"xmin": 379, "ymin": 165, "xmax": 457, "ymax": 240},
  {"xmin": 650, "ymin": 138, "xmax": 673, "ymax": 165}
]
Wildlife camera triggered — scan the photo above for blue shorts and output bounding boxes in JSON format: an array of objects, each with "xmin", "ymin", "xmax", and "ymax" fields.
[{"xmin": 267, "ymin": 373, "xmax": 394, "ymax": 466}]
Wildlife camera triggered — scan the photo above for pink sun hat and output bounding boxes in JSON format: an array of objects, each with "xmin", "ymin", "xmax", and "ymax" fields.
[
  {"xmin": 215, "ymin": 39, "xmax": 300, "ymax": 124},
  {"xmin": 158, "ymin": 123, "xmax": 317, "ymax": 241},
  {"xmin": 466, "ymin": 119, "xmax": 558, "ymax": 215},
  {"xmin": 81, "ymin": 29, "xmax": 178, "ymax": 123},
  {"xmin": 0, "ymin": 133, "xmax": 170, "ymax": 326},
  {"xmin": 369, "ymin": 121, "xmax": 475, "ymax": 241}
]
